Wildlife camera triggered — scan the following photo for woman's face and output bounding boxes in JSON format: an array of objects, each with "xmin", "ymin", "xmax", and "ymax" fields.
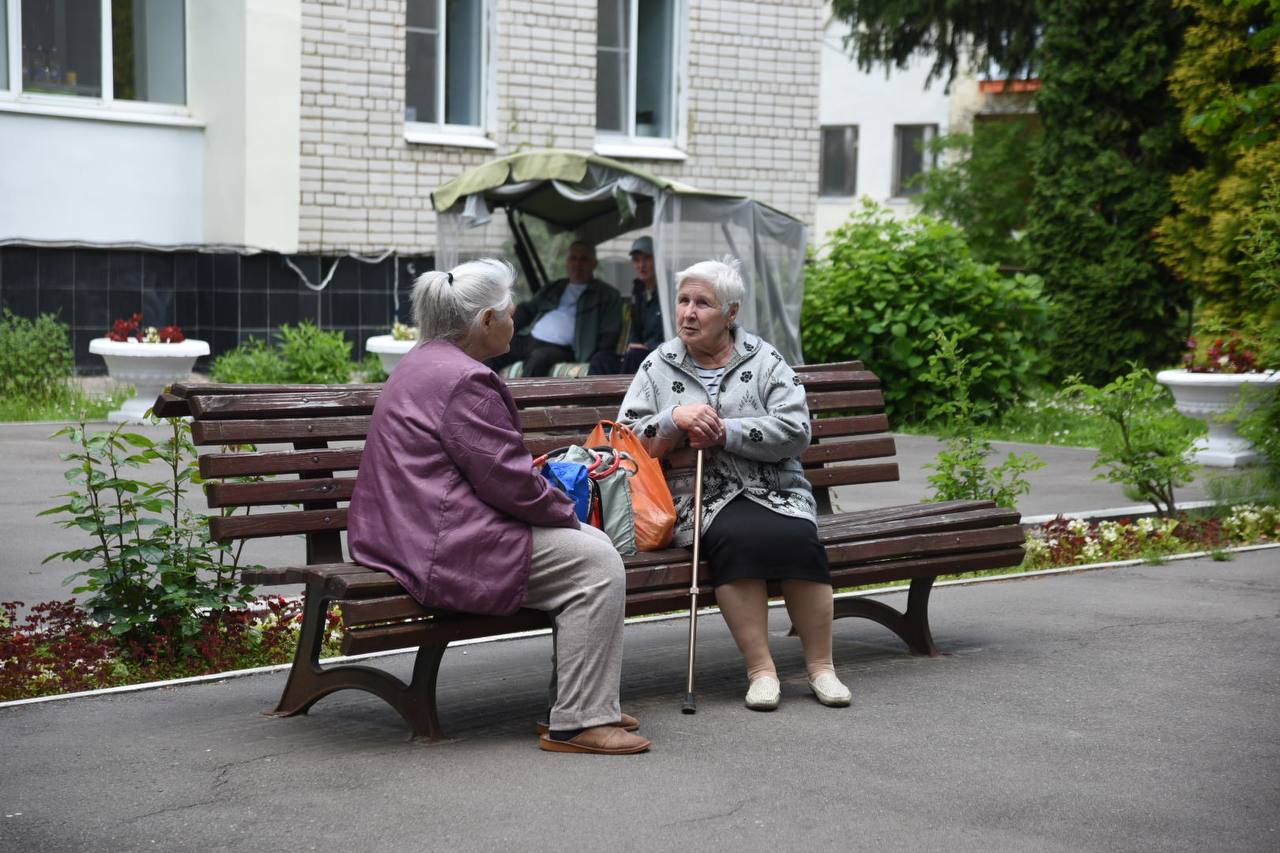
[
  {"xmin": 676, "ymin": 279, "xmax": 735, "ymax": 354},
  {"xmin": 477, "ymin": 303, "xmax": 515, "ymax": 359}
]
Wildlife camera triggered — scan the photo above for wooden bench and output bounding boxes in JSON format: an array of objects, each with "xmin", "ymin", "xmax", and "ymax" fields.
[{"xmin": 156, "ymin": 361, "xmax": 1025, "ymax": 740}]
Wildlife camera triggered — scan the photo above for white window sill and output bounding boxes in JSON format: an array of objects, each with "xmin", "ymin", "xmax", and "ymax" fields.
[
  {"xmin": 0, "ymin": 97, "xmax": 204, "ymax": 128},
  {"xmin": 403, "ymin": 126, "xmax": 497, "ymax": 149},
  {"xmin": 593, "ymin": 139, "xmax": 688, "ymax": 162}
]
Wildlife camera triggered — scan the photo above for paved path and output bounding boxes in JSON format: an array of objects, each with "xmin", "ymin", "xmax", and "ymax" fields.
[
  {"xmin": 2, "ymin": 552, "xmax": 1276, "ymax": 852},
  {"xmin": 0, "ymin": 422, "xmax": 1240, "ymax": 609}
]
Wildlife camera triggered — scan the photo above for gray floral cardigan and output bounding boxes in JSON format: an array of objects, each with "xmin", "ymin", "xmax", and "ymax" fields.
[{"xmin": 616, "ymin": 328, "xmax": 816, "ymax": 547}]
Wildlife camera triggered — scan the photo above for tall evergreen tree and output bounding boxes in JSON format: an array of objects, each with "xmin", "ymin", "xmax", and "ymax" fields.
[
  {"xmin": 1027, "ymin": 0, "xmax": 1192, "ymax": 382},
  {"xmin": 1158, "ymin": 0, "xmax": 1280, "ymax": 322},
  {"xmin": 829, "ymin": 0, "xmax": 1043, "ymax": 88}
]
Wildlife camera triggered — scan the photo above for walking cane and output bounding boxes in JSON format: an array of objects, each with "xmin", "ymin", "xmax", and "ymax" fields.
[{"xmin": 681, "ymin": 449, "xmax": 706, "ymax": 714}]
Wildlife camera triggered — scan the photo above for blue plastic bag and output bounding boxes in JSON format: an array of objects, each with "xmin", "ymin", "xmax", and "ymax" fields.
[{"xmin": 541, "ymin": 459, "xmax": 593, "ymax": 522}]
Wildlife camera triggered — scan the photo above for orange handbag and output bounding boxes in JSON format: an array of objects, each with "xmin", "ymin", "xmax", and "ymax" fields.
[{"xmin": 584, "ymin": 420, "xmax": 676, "ymax": 551}]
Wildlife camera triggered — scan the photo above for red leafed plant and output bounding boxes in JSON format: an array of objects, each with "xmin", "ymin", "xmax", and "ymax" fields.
[
  {"xmin": 1182, "ymin": 333, "xmax": 1260, "ymax": 374},
  {"xmin": 105, "ymin": 313, "xmax": 144, "ymax": 342},
  {"xmin": 104, "ymin": 314, "xmax": 185, "ymax": 343}
]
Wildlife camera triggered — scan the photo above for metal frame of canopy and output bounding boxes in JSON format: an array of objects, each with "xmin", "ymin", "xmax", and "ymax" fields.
[{"xmin": 430, "ymin": 150, "xmax": 809, "ymax": 363}]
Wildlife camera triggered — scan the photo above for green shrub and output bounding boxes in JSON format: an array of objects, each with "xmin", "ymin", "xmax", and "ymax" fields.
[
  {"xmin": 209, "ymin": 338, "xmax": 288, "ymax": 384},
  {"xmin": 916, "ymin": 117, "xmax": 1041, "ymax": 269},
  {"xmin": 1158, "ymin": 0, "xmax": 1280, "ymax": 321},
  {"xmin": 803, "ymin": 202, "xmax": 1052, "ymax": 422},
  {"xmin": 1065, "ymin": 367, "xmax": 1199, "ymax": 516},
  {"xmin": 922, "ymin": 331, "xmax": 1043, "ymax": 509},
  {"xmin": 41, "ymin": 420, "xmax": 255, "ymax": 653},
  {"xmin": 277, "ymin": 321, "xmax": 353, "ymax": 384},
  {"xmin": 1027, "ymin": 0, "xmax": 1191, "ymax": 384},
  {"xmin": 210, "ymin": 322, "xmax": 354, "ymax": 384},
  {"xmin": 0, "ymin": 309, "xmax": 75, "ymax": 404}
]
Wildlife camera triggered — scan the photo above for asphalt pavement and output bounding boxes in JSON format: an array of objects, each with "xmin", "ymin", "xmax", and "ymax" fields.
[{"xmin": 1, "ymin": 551, "xmax": 1277, "ymax": 852}]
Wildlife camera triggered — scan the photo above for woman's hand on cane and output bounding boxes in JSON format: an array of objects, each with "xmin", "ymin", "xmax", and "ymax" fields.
[{"xmin": 673, "ymin": 403, "xmax": 725, "ymax": 449}]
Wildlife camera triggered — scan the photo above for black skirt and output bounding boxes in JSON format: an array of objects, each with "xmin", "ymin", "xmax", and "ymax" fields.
[{"xmin": 702, "ymin": 496, "xmax": 831, "ymax": 586}]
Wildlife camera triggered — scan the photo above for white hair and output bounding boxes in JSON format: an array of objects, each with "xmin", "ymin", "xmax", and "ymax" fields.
[
  {"xmin": 675, "ymin": 256, "xmax": 746, "ymax": 318},
  {"xmin": 412, "ymin": 258, "xmax": 515, "ymax": 343}
]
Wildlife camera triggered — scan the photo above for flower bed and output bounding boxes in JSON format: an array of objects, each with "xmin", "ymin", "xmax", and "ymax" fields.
[
  {"xmin": 0, "ymin": 596, "xmax": 343, "ymax": 703},
  {"xmin": 1021, "ymin": 504, "xmax": 1280, "ymax": 569}
]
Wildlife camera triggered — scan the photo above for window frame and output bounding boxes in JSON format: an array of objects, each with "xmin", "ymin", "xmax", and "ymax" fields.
[
  {"xmin": 593, "ymin": 0, "xmax": 688, "ymax": 161},
  {"xmin": 818, "ymin": 124, "xmax": 858, "ymax": 198},
  {"xmin": 0, "ymin": 0, "xmax": 192, "ymax": 123},
  {"xmin": 403, "ymin": 0, "xmax": 496, "ymax": 149},
  {"xmin": 891, "ymin": 123, "xmax": 938, "ymax": 198}
]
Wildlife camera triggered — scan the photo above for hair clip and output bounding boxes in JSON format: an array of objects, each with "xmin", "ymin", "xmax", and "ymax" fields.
[{"xmin": 446, "ymin": 272, "xmax": 454, "ymax": 285}]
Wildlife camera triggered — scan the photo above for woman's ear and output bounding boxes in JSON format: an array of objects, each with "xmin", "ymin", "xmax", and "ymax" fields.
[
  {"xmin": 480, "ymin": 307, "xmax": 495, "ymax": 328},
  {"xmin": 727, "ymin": 303, "xmax": 740, "ymax": 324}
]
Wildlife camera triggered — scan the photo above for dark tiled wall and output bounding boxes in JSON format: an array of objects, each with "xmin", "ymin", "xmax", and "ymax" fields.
[{"xmin": 0, "ymin": 246, "xmax": 430, "ymax": 372}]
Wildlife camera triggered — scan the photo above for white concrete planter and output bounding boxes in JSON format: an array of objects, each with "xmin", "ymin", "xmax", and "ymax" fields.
[
  {"xmin": 1156, "ymin": 369, "xmax": 1280, "ymax": 467},
  {"xmin": 88, "ymin": 338, "xmax": 211, "ymax": 423},
  {"xmin": 366, "ymin": 335, "xmax": 418, "ymax": 374}
]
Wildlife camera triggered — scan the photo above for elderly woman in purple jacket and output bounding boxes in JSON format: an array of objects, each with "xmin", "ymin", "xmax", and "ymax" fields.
[{"xmin": 347, "ymin": 259, "xmax": 649, "ymax": 755}]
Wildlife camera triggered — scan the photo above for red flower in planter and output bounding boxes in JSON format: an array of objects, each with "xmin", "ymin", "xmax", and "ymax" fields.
[
  {"xmin": 103, "ymin": 314, "xmax": 186, "ymax": 343},
  {"xmin": 106, "ymin": 313, "xmax": 144, "ymax": 342}
]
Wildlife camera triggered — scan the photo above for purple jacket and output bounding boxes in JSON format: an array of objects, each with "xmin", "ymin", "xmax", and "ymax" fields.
[{"xmin": 347, "ymin": 339, "xmax": 579, "ymax": 615}]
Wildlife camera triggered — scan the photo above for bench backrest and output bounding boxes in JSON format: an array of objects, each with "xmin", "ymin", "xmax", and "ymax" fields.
[{"xmin": 157, "ymin": 360, "xmax": 898, "ymax": 564}]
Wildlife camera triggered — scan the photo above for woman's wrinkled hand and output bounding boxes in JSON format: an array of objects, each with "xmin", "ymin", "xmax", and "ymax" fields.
[{"xmin": 673, "ymin": 403, "xmax": 725, "ymax": 449}]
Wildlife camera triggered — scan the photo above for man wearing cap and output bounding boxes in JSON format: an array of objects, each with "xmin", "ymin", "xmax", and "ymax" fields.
[
  {"xmin": 490, "ymin": 240, "xmax": 623, "ymax": 377},
  {"xmin": 589, "ymin": 235, "xmax": 664, "ymax": 375}
]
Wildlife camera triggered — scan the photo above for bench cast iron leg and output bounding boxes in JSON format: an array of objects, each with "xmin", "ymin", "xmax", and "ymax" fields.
[
  {"xmin": 266, "ymin": 581, "xmax": 450, "ymax": 741},
  {"xmin": 827, "ymin": 576, "xmax": 940, "ymax": 657}
]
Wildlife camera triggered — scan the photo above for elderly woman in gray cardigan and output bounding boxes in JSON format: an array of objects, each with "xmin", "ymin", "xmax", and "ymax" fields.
[{"xmin": 617, "ymin": 257, "xmax": 851, "ymax": 711}]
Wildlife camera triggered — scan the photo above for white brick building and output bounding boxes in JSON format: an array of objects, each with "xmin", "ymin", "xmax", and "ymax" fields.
[
  {"xmin": 0, "ymin": 0, "xmax": 823, "ymax": 363},
  {"xmin": 296, "ymin": 0, "xmax": 823, "ymax": 254}
]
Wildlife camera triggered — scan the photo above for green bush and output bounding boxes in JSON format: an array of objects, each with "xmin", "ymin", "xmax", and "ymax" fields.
[
  {"xmin": 1065, "ymin": 368, "xmax": 1199, "ymax": 517},
  {"xmin": 922, "ymin": 331, "xmax": 1044, "ymax": 508},
  {"xmin": 1027, "ymin": 0, "xmax": 1191, "ymax": 384},
  {"xmin": 277, "ymin": 321, "xmax": 354, "ymax": 384},
  {"xmin": 803, "ymin": 202, "xmax": 1052, "ymax": 422},
  {"xmin": 209, "ymin": 338, "xmax": 288, "ymax": 384},
  {"xmin": 0, "ymin": 309, "xmax": 75, "ymax": 404},
  {"xmin": 41, "ymin": 420, "xmax": 255, "ymax": 653},
  {"xmin": 916, "ymin": 117, "xmax": 1041, "ymax": 269},
  {"xmin": 1158, "ymin": 0, "xmax": 1280, "ymax": 321},
  {"xmin": 210, "ymin": 322, "xmax": 354, "ymax": 384}
]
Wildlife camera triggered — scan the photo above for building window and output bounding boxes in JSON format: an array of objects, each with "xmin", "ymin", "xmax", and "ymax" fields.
[
  {"xmin": 405, "ymin": 0, "xmax": 485, "ymax": 129},
  {"xmin": 0, "ymin": 2, "xmax": 9, "ymax": 91},
  {"xmin": 892, "ymin": 124, "xmax": 937, "ymax": 197},
  {"xmin": 596, "ymin": 0, "xmax": 679, "ymax": 142},
  {"xmin": 9, "ymin": 0, "xmax": 185, "ymax": 104},
  {"xmin": 819, "ymin": 126, "xmax": 857, "ymax": 197}
]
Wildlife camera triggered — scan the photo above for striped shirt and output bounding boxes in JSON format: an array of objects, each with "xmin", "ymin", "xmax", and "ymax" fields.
[{"xmin": 696, "ymin": 365, "xmax": 727, "ymax": 406}]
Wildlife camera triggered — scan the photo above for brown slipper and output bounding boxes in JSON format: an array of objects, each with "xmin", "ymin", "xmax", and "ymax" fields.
[
  {"xmin": 536, "ymin": 712, "xmax": 639, "ymax": 736},
  {"xmin": 538, "ymin": 725, "xmax": 651, "ymax": 755}
]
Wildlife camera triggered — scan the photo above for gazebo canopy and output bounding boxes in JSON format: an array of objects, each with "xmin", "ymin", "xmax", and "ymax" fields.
[{"xmin": 432, "ymin": 150, "xmax": 809, "ymax": 363}]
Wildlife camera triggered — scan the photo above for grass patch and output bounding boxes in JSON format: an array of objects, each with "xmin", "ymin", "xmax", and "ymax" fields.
[
  {"xmin": 897, "ymin": 382, "xmax": 1206, "ymax": 448},
  {"xmin": 0, "ymin": 388, "xmax": 132, "ymax": 423}
]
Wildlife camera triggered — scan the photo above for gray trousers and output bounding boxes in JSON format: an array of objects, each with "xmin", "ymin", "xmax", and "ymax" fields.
[{"xmin": 525, "ymin": 523, "xmax": 626, "ymax": 730}]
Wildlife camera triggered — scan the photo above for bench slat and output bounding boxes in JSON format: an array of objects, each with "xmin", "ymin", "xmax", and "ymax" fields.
[
  {"xmin": 210, "ymin": 507, "xmax": 347, "ymax": 542},
  {"xmin": 341, "ymin": 609, "xmax": 552, "ymax": 655},
  {"xmin": 192, "ymin": 416, "xmax": 371, "ymax": 445},
  {"xmin": 206, "ymin": 477, "xmax": 356, "ymax": 508},
  {"xmin": 805, "ymin": 463, "xmax": 900, "ymax": 488},
  {"xmin": 200, "ymin": 447, "xmax": 364, "ymax": 478},
  {"xmin": 190, "ymin": 390, "xmax": 378, "ymax": 419},
  {"xmin": 810, "ymin": 414, "xmax": 890, "ymax": 437}
]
